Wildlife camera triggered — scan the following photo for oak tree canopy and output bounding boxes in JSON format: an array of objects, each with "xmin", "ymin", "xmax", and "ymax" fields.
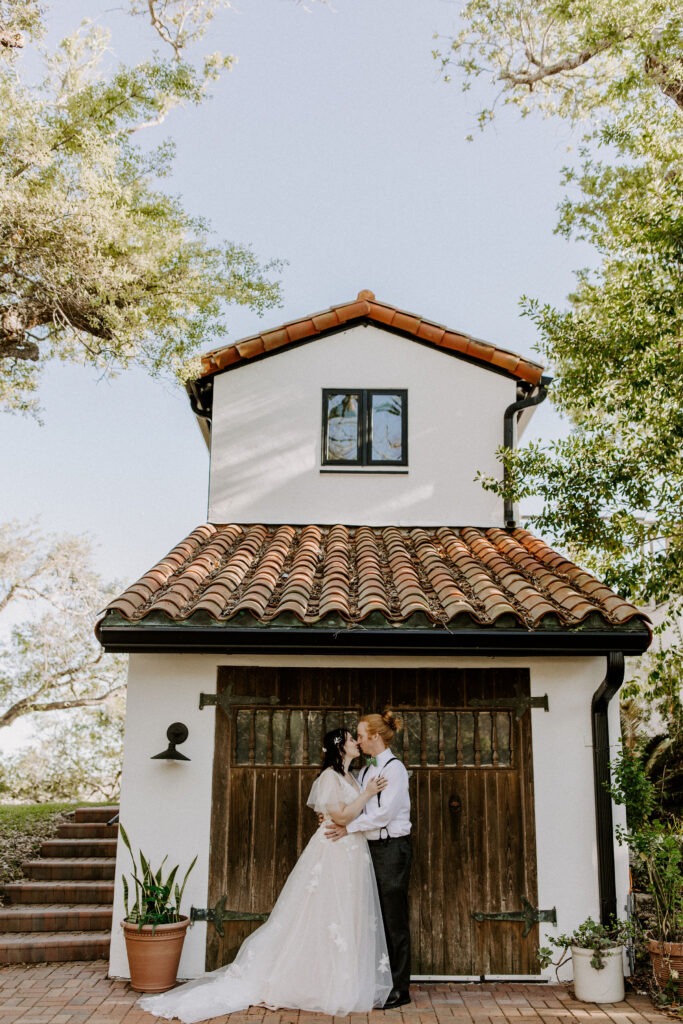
[
  {"xmin": 0, "ymin": 0, "xmax": 282, "ymax": 413},
  {"xmin": 437, "ymin": 0, "xmax": 683, "ymax": 734}
]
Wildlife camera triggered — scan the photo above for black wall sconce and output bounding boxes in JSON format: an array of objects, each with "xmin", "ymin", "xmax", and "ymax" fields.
[{"xmin": 151, "ymin": 722, "xmax": 191, "ymax": 761}]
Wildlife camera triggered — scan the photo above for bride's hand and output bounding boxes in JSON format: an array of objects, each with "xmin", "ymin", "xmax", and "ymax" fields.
[{"xmin": 365, "ymin": 775, "xmax": 388, "ymax": 796}]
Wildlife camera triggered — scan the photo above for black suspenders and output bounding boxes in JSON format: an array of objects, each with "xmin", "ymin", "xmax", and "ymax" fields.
[{"xmin": 362, "ymin": 756, "xmax": 399, "ymax": 806}]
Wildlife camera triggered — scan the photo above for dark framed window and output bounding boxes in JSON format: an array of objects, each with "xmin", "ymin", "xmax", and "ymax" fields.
[{"xmin": 322, "ymin": 389, "xmax": 408, "ymax": 466}]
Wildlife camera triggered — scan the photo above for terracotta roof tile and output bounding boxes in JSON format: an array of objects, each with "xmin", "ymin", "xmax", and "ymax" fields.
[
  {"xmin": 99, "ymin": 524, "xmax": 651, "ymax": 637},
  {"xmin": 261, "ymin": 328, "xmax": 290, "ymax": 351},
  {"xmin": 236, "ymin": 337, "xmax": 265, "ymax": 359},
  {"xmin": 198, "ymin": 291, "xmax": 545, "ymax": 386},
  {"xmin": 441, "ymin": 332, "xmax": 470, "ymax": 356}
]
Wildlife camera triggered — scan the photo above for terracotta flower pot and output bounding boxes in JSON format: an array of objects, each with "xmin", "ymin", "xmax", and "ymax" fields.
[
  {"xmin": 122, "ymin": 916, "xmax": 190, "ymax": 993},
  {"xmin": 648, "ymin": 940, "xmax": 683, "ymax": 1000}
]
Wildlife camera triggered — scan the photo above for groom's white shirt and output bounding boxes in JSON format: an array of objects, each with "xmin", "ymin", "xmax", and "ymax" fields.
[{"xmin": 346, "ymin": 746, "xmax": 411, "ymax": 840}]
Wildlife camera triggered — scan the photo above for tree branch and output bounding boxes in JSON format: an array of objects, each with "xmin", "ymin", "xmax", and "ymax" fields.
[
  {"xmin": 499, "ymin": 37, "xmax": 620, "ymax": 88},
  {"xmin": 645, "ymin": 55, "xmax": 683, "ymax": 111},
  {"xmin": 146, "ymin": 0, "xmax": 182, "ymax": 60},
  {"xmin": 0, "ymin": 297, "xmax": 115, "ymax": 361},
  {"xmin": 0, "ymin": 683, "xmax": 126, "ymax": 729},
  {"xmin": 0, "ymin": 29, "xmax": 24, "ymax": 49}
]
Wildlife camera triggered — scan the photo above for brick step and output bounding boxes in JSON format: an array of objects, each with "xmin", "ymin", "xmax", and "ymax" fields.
[
  {"xmin": 22, "ymin": 859, "xmax": 115, "ymax": 882},
  {"xmin": 73, "ymin": 807, "xmax": 119, "ymax": 824},
  {"xmin": 0, "ymin": 931, "xmax": 110, "ymax": 964},
  {"xmin": 1, "ymin": 881, "xmax": 115, "ymax": 905},
  {"xmin": 57, "ymin": 823, "xmax": 118, "ymax": 839},
  {"xmin": 0, "ymin": 903, "xmax": 113, "ymax": 933},
  {"xmin": 41, "ymin": 839, "xmax": 118, "ymax": 858}
]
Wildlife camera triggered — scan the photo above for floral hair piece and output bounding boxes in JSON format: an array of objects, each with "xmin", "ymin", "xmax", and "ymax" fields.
[{"xmin": 333, "ymin": 735, "xmax": 343, "ymax": 745}]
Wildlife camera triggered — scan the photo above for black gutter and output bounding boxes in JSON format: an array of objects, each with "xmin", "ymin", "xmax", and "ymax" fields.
[
  {"xmin": 503, "ymin": 376, "xmax": 552, "ymax": 527},
  {"xmin": 592, "ymin": 650, "xmax": 625, "ymax": 924},
  {"xmin": 97, "ymin": 621, "xmax": 651, "ymax": 657},
  {"xmin": 186, "ymin": 379, "xmax": 213, "ymax": 429}
]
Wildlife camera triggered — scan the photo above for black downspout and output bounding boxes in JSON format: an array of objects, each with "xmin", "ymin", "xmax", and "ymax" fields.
[
  {"xmin": 503, "ymin": 376, "xmax": 552, "ymax": 528},
  {"xmin": 592, "ymin": 650, "xmax": 625, "ymax": 924}
]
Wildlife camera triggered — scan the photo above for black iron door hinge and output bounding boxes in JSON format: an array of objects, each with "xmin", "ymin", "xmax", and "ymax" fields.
[
  {"xmin": 469, "ymin": 681, "xmax": 549, "ymax": 720},
  {"xmin": 190, "ymin": 894, "xmax": 270, "ymax": 937},
  {"xmin": 199, "ymin": 682, "xmax": 279, "ymax": 720},
  {"xmin": 472, "ymin": 896, "xmax": 557, "ymax": 937}
]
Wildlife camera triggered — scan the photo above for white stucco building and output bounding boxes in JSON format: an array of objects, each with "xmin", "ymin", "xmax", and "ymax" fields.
[{"xmin": 97, "ymin": 290, "xmax": 651, "ymax": 982}]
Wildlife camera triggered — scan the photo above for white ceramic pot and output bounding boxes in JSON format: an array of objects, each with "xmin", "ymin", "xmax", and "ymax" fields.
[{"xmin": 571, "ymin": 945, "xmax": 624, "ymax": 1003}]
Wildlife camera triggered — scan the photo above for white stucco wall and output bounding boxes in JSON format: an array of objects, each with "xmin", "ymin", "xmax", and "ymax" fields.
[
  {"xmin": 208, "ymin": 325, "xmax": 518, "ymax": 526},
  {"xmin": 110, "ymin": 652, "xmax": 627, "ymax": 982}
]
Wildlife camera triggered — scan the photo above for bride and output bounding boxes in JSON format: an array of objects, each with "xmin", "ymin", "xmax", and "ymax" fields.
[{"xmin": 139, "ymin": 728, "xmax": 393, "ymax": 1022}]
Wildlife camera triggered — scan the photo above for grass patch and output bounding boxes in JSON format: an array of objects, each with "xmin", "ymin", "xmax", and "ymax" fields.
[{"xmin": 0, "ymin": 801, "xmax": 117, "ymax": 887}]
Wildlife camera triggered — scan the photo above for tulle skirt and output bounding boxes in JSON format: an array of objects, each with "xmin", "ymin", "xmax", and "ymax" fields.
[{"xmin": 138, "ymin": 824, "xmax": 392, "ymax": 1021}]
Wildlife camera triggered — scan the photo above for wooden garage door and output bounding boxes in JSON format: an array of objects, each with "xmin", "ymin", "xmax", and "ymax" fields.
[{"xmin": 206, "ymin": 666, "xmax": 540, "ymax": 977}]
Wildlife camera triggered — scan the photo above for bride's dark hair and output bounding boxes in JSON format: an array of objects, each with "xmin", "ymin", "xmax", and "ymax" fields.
[{"xmin": 319, "ymin": 728, "xmax": 349, "ymax": 776}]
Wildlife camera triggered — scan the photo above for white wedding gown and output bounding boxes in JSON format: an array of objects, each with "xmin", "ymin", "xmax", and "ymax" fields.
[{"xmin": 138, "ymin": 769, "xmax": 392, "ymax": 1021}]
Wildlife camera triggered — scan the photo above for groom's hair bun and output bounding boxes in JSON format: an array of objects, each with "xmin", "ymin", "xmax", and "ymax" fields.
[{"xmin": 381, "ymin": 709, "xmax": 402, "ymax": 733}]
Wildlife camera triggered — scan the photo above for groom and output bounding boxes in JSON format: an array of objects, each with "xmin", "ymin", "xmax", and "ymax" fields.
[{"xmin": 325, "ymin": 714, "xmax": 412, "ymax": 1009}]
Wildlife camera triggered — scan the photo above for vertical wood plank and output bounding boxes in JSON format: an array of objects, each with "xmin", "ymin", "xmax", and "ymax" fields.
[
  {"xmin": 248, "ymin": 709, "xmax": 256, "ymax": 766},
  {"xmin": 266, "ymin": 709, "xmax": 274, "ymax": 766},
  {"xmin": 284, "ymin": 710, "xmax": 291, "ymax": 767},
  {"xmin": 430, "ymin": 770, "xmax": 445, "ymax": 972},
  {"xmin": 456, "ymin": 712, "xmax": 464, "ymax": 767}
]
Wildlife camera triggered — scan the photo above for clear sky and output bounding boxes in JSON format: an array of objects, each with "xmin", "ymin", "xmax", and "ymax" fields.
[{"xmin": 1, "ymin": 0, "xmax": 581, "ymax": 585}]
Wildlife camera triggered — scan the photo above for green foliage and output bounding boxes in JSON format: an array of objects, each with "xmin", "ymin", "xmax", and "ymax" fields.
[
  {"xmin": 610, "ymin": 746, "xmax": 683, "ymax": 944},
  {"xmin": 119, "ymin": 822, "xmax": 197, "ymax": 929},
  {"xmin": 447, "ymin": 0, "xmax": 683, "ymax": 743},
  {"xmin": 538, "ymin": 916, "xmax": 632, "ymax": 973},
  {"xmin": 0, "ymin": 521, "xmax": 127, "ymax": 732},
  {"xmin": 435, "ymin": 0, "xmax": 683, "ymax": 128},
  {"xmin": 0, "ymin": 2, "xmax": 282, "ymax": 413},
  {"xmin": 4, "ymin": 697, "xmax": 125, "ymax": 802},
  {"xmin": 0, "ymin": 520, "xmax": 127, "ymax": 801},
  {"xmin": 629, "ymin": 823, "xmax": 683, "ymax": 943},
  {"xmin": 607, "ymin": 742, "xmax": 656, "ymax": 831}
]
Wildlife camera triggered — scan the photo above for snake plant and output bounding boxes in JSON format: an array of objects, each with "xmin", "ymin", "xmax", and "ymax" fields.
[{"xmin": 119, "ymin": 822, "xmax": 197, "ymax": 931}]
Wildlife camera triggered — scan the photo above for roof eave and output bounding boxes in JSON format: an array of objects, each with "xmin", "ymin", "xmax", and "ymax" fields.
[{"xmin": 97, "ymin": 615, "xmax": 652, "ymax": 658}]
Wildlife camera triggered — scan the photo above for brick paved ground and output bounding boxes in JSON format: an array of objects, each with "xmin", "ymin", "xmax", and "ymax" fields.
[{"xmin": 0, "ymin": 961, "xmax": 672, "ymax": 1024}]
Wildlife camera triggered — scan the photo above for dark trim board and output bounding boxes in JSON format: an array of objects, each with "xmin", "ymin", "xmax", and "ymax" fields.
[{"xmin": 98, "ymin": 620, "xmax": 651, "ymax": 656}]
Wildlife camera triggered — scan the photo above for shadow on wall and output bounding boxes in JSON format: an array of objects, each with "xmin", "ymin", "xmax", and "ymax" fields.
[{"xmin": 207, "ymin": 386, "xmax": 493, "ymax": 524}]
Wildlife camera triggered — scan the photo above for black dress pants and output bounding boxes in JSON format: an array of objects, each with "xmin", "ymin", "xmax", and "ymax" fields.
[{"xmin": 368, "ymin": 835, "xmax": 412, "ymax": 992}]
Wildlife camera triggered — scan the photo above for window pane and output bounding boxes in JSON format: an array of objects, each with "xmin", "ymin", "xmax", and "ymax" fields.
[
  {"xmin": 370, "ymin": 393, "xmax": 403, "ymax": 462},
  {"xmin": 271, "ymin": 710, "xmax": 288, "ymax": 763},
  {"xmin": 254, "ymin": 711, "xmax": 269, "ymax": 764},
  {"xmin": 289, "ymin": 710, "xmax": 304, "ymax": 765},
  {"xmin": 326, "ymin": 393, "xmax": 360, "ymax": 462},
  {"xmin": 404, "ymin": 712, "xmax": 422, "ymax": 765},
  {"xmin": 496, "ymin": 713, "xmax": 511, "ymax": 766},
  {"xmin": 235, "ymin": 710, "xmax": 251, "ymax": 763},
  {"xmin": 478, "ymin": 712, "xmax": 492, "ymax": 765},
  {"xmin": 443, "ymin": 712, "xmax": 458, "ymax": 766},
  {"xmin": 460, "ymin": 713, "xmax": 475, "ymax": 765},
  {"xmin": 307, "ymin": 710, "xmax": 323, "ymax": 768},
  {"xmin": 425, "ymin": 713, "xmax": 439, "ymax": 765}
]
